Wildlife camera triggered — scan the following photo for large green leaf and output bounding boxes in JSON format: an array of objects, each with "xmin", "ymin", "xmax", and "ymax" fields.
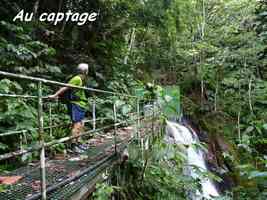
[{"xmin": 159, "ymin": 86, "xmax": 180, "ymax": 118}]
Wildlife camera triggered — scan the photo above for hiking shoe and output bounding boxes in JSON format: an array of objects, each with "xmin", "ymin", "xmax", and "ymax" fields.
[
  {"xmin": 68, "ymin": 143, "xmax": 85, "ymax": 154},
  {"xmin": 67, "ymin": 143, "xmax": 75, "ymax": 154},
  {"xmin": 73, "ymin": 145, "xmax": 86, "ymax": 154},
  {"xmin": 76, "ymin": 144, "xmax": 90, "ymax": 151}
]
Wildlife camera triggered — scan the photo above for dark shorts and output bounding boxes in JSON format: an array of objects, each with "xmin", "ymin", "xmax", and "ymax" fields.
[{"xmin": 67, "ymin": 103, "xmax": 85, "ymax": 123}]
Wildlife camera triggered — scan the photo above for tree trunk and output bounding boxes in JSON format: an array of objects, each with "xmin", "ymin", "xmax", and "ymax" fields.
[
  {"xmin": 201, "ymin": 0, "xmax": 206, "ymax": 39},
  {"xmin": 61, "ymin": 0, "xmax": 73, "ymax": 32},
  {"xmin": 58, "ymin": 0, "xmax": 63, "ymax": 12},
  {"xmin": 201, "ymin": 78, "xmax": 204, "ymax": 106},
  {"xmin": 238, "ymin": 76, "xmax": 242, "ymax": 143},
  {"xmin": 248, "ymin": 77, "xmax": 253, "ymax": 114},
  {"xmin": 214, "ymin": 81, "xmax": 218, "ymax": 111},
  {"xmin": 33, "ymin": 0, "xmax": 40, "ymax": 20},
  {"xmin": 238, "ymin": 111, "xmax": 241, "ymax": 143},
  {"xmin": 124, "ymin": 28, "xmax": 136, "ymax": 65},
  {"xmin": 200, "ymin": 0, "xmax": 206, "ymax": 107}
]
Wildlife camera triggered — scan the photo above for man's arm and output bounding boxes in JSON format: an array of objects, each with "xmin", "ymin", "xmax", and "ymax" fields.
[
  {"xmin": 49, "ymin": 76, "xmax": 81, "ymax": 99},
  {"xmin": 49, "ymin": 87, "xmax": 68, "ymax": 99}
]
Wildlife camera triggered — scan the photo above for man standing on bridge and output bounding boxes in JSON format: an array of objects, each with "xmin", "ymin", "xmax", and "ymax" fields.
[{"xmin": 49, "ymin": 63, "xmax": 89, "ymax": 153}]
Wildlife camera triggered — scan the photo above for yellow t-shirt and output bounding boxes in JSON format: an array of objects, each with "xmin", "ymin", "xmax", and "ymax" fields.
[{"xmin": 68, "ymin": 75, "xmax": 87, "ymax": 109}]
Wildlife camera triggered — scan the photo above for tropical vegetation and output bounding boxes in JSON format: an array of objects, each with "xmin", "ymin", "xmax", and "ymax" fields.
[{"xmin": 0, "ymin": 0, "xmax": 266, "ymax": 199}]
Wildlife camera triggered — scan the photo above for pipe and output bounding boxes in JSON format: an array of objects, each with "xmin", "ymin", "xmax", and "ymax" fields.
[
  {"xmin": 0, "ymin": 116, "xmax": 147, "ymax": 161},
  {"xmin": 37, "ymin": 81, "xmax": 47, "ymax": 200},
  {"xmin": 113, "ymin": 102, "xmax": 117, "ymax": 154},
  {"xmin": 0, "ymin": 94, "xmax": 38, "ymax": 98},
  {"xmin": 0, "ymin": 117, "xmax": 110, "ymax": 137},
  {"xmin": 0, "ymin": 124, "xmax": 113, "ymax": 161},
  {"xmin": 137, "ymin": 98, "xmax": 140, "ymax": 139},
  {"xmin": 93, "ymin": 99, "xmax": 96, "ymax": 130},
  {"xmin": 0, "ymin": 109, "xmax": 140, "ymax": 138},
  {"xmin": 49, "ymin": 103, "xmax": 53, "ymax": 137},
  {"xmin": 0, "ymin": 70, "xmax": 137, "ymax": 98},
  {"xmin": 152, "ymin": 102, "xmax": 155, "ymax": 135}
]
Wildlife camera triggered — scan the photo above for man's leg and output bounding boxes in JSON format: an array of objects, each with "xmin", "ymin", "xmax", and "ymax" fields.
[
  {"xmin": 69, "ymin": 122, "xmax": 85, "ymax": 153},
  {"xmin": 71, "ymin": 122, "xmax": 83, "ymax": 143},
  {"xmin": 69, "ymin": 104, "xmax": 86, "ymax": 152}
]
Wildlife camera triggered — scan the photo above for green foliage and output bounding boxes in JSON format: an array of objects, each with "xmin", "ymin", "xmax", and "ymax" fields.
[
  {"xmin": 159, "ymin": 86, "xmax": 180, "ymax": 117},
  {"xmin": 50, "ymin": 143, "xmax": 66, "ymax": 154},
  {"xmin": 105, "ymin": 136, "xmax": 224, "ymax": 200},
  {"xmin": 0, "ymin": 21, "xmax": 60, "ymax": 76},
  {"xmin": 0, "ymin": 184, "xmax": 7, "ymax": 193},
  {"xmin": 0, "ymin": 79, "xmax": 37, "ymax": 132},
  {"xmin": 0, "ymin": 0, "xmax": 266, "ymax": 199},
  {"xmin": 93, "ymin": 183, "xmax": 114, "ymax": 200}
]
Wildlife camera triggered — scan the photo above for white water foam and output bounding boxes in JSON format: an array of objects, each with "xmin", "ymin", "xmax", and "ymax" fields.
[{"xmin": 165, "ymin": 120, "xmax": 219, "ymax": 199}]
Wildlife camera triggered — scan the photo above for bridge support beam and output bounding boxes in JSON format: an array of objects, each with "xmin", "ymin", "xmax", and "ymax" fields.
[
  {"xmin": 38, "ymin": 81, "xmax": 47, "ymax": 200},
  {"xmin": 49, "ymin": 103, "xmax": 53, "ymax": 137},
  {"xmin": 113, "ymin": 102, "xmax": 117, "ymax": 154},
  {"xmin": 92, "ymin": 98, "xmax": 96, "ymax": 130},
  {"xmin": 136, "ymin": 98, "xmax": 140, "ymax": 140}
]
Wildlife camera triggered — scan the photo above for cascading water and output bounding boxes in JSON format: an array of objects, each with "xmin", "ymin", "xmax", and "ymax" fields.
[{"xmin": 165, "ymin": 120, "xmax": 219, "ymax": 200}]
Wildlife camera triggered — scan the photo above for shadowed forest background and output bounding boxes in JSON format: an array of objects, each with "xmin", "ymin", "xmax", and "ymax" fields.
[{"xmin": 0, "ymin": 0, "xmax": 267, "ymax": 199}]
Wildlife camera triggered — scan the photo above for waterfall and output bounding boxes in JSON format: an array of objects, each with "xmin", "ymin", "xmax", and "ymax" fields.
[{"xmin": 165, "ymin": 120, "xmax": 219, "ymax": 199}]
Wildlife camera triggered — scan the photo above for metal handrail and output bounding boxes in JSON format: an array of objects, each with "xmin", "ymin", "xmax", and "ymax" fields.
[
  {"xmin": 0, "ymin": 70, "xmax": 158, "ymax": 200},
  {"xmin": 0, "ymin": 110, "xmax": 141, "ymax": 137},
  {"xmin": 0, "ymin": 71, "xmax": 138, "ymax": 98},
  {"xmin": 0, "ymin": 94, "xmax": 38, "ymax": 98},
  {"xmin": 26, "ymin": 113, "xmax": 156, "ymax": 200},
  {"xmin": 0, "ymin": 114, "xmax": 149, "ymax": 161},
  {"xmin": 0, "ymin": 117, "xmax": 109, "ymax": 137}
]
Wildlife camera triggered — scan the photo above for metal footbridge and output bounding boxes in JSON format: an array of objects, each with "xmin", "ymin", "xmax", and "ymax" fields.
[{"xmin": 0, "ymin": 71, "xmax": 161, "ymax": 200}]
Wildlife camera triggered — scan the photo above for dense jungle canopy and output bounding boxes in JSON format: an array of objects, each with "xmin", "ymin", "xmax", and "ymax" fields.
[{"xmin": 0, "ymin": 0, "xmax": 267, "ymax": 199}]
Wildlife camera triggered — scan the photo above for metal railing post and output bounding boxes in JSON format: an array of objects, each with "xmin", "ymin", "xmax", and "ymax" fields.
[
  {"xmin": 23, "ymin": 130, "xmax": 27, "ymax": 146},
  {"xmin": 152, "ymin": 101, "xmax": 155, "ymax": 136},
  {"xmin": 141, "ymin": 137, "xmax": 144, "ymax": 163},
  {"xmin": 113, "ymin": 102, "xmax": 117, "ymax": 154},
  {"xmin": 93, "ymin": 98, "xmax": 96, "ymax": 130},
  {"xmin": 145, "ymin": 136, "xmax": 149, "ymax": 151},
  {"xmin": 49, "ymin": 103, "xmax": 52, "ymax": 137},
  {"xmin": 19, "ymin": 134, "xmax": 23, "ymax": 151},
  {"xmin": 136, "ymin": 98, "xmax": 140, "ymax": 139},
  {"xmin": 38, "ymin": 81, "xmax": 47, "ymax": 200}
]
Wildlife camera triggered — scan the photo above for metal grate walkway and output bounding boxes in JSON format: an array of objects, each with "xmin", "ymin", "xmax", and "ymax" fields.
[
  {"xmin": 0, "ymin": 70, "xmax": 160, "ymax": 200},
  {"xmin": 0, "ymin": 121, "xmax": 154, "ymax": 200}
]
